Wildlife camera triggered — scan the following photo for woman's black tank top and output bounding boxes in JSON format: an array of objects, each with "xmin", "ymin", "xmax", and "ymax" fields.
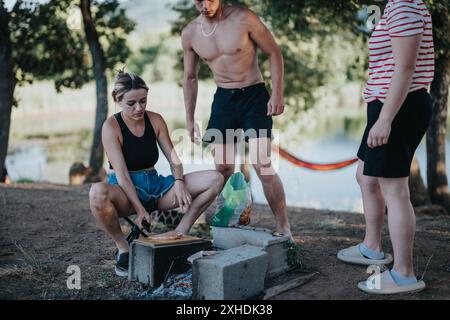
[{"xmin": 109, "ymin": 112, "xmax": 159, "ymax": 171}]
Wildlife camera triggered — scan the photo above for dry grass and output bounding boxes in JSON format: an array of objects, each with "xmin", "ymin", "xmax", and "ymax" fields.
[
  {"xmin": 312, "ymin": 217, "xmax": 347, "ymax": 230},
  {"xmin": 0, "ymin": 265, "xmax": 34, "ymax": 278},
  {"xmin": 13, "ymin": 241, "xmax": 45, "ymax": 275}
]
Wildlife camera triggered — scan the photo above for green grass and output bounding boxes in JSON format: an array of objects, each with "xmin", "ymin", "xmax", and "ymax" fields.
[
  {"xmin": 285, "ymin": 240, "xmax": 312, "ymax": 273},
  {"xmin": 15, "ymin": 179, "xmax": 36, "ymax": 184}
]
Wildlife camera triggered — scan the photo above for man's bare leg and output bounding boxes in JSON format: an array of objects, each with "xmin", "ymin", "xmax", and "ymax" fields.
[
  {"xmin": 249, "ymin": 137, "xmax": 291, "ymax": 238},
  {"xmin": 206, "ymin": 143, "xmax": 236, "ymax": 223},
  {"xmin": 211, "ymin": 142, "xmax": 237, "ymax": 184}
]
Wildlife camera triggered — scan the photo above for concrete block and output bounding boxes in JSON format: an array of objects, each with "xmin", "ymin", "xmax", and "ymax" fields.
[
  {"xmin": 129, "ymin": 236, "xmax": 212, "ymax": 287},
  {"xmin": 192, "ymin": 244, "xmax": 268, "ymax": 300},
  {"xmin": 211, "ymin": 226, "xmax": 291, "ymax": 277}
]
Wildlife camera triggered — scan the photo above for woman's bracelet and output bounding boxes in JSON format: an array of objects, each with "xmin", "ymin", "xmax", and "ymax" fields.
[{"xmin": 175, "ymin": 178, "xmax": 184, "ymax": 182}]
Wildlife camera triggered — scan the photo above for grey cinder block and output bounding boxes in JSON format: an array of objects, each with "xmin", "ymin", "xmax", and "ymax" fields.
[
  {"xmin": 211, "ymin": 226, "xmax": 291, "ymax": 277},
  {"xmin": 192, "ymin": 244, "xmax": 268, "ymax": 300},
  {"xmin": 129, "ymin": 238, "xmax": 212, "ymax": 287}
]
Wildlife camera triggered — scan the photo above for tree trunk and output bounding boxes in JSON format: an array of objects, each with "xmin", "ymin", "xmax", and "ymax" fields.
[
  {"xmin": 426, "ymin": 7, "xmax": 450, "ymax": 214},
  {"xmin": 80, "ymin": 0, "xmax": 109, "ymax": 182},
  {"xmin": 409, "ymin": 156, "xmax": 430, "ymax": 207},
  {"xmin": 0, "ymin": 5, "xmax": 15, "ymax": 177}
]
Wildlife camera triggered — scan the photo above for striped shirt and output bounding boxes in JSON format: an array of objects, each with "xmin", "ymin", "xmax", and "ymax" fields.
[{"xmin": 364, "ymin": 0, "xmax": 434, "ymax": 103}]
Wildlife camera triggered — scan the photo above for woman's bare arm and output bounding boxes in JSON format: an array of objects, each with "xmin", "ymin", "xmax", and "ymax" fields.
[
  {"xmin": 151, "ymin": 112, "xmax": 192, "ymax": 212},
  {"xmin": 102, "ymin": 118, "xmax": 150, "ymax": 226}
]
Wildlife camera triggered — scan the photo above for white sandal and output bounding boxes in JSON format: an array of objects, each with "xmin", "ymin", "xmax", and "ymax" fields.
[
  {"xmin": 337, "ymin": 244, "xmax": 393, "ymax": 266},
  {"xmin": 358, "ymin": 270, "xmax": 426, "ymax": 294}
]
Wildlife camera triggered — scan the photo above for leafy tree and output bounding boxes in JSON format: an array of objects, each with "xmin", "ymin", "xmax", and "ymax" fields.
[
  {"xmin": 0, "ymin": 0, "xmax": 86, "ymax": 179},
  {"xmin": 79, "ymin": 0, "xmax": 135, "ymax": 181},
  {"xmin": 127, "ymin": 35, "xmax": 167, "ymax": 81},
  {"xmin": 426, "ymin": 1, "xmax": 450, "ymax": 212},
  {"xmin": 0, "ymin": 0, "xmax": 135, "ymax": 181}
]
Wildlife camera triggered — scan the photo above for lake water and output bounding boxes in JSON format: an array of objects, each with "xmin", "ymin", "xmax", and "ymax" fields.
[
  {"xmin": 6, "ymin": 79, "xmax": 448, "ymax": 213},
  {"xmin": 6, "ymin": 131, "xmax": 448, "ymax": 213}
]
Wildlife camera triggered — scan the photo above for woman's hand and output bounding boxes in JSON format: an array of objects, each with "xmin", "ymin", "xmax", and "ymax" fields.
[
  {"xmin": 135, "ymin": 208, "xmax": 152, "ymax": 230},
  {"xmin": 173, "ymin": 180, "xmax": 192, "ymax": 212},
  {"xmin": 153, "ymin": 114, "xmax": 190, "ymax": 211},
  {"xmin": 367, "ymin": 117, "xmax": 392, "ymax": 148}
]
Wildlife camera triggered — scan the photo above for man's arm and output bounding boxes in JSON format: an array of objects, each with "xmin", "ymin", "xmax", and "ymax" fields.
[
  {"xmin": 181, "ymin": 26, "xmax": 201, "ymax": 143},
  {"xmin": 244, "ymin": 9, "xmax": 284, "ymax": 116}
]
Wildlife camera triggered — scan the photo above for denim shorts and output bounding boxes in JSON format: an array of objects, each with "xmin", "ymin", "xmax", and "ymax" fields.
[{"xmin": 107, "ymin": 168, "xmax": 175, "ymax": 204}]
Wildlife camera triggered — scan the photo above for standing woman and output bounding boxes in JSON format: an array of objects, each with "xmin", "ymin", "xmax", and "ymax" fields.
[
  {"xmin": 89, "ymin": 70, "xmax": 224, "ymax": 277},
  {"xmin": 337, "ymin": 0, "xmax": 434, "ymax": 294}
]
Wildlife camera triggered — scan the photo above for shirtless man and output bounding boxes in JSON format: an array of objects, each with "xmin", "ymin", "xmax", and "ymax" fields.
[{"xmin": 182, "ymin": 0, "xmax": 292, "ymax": 237}]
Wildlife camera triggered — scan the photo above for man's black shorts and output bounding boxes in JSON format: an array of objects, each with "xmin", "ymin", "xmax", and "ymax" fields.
[
  {"xmin": 203, "ymin": 82, "xmax": 273, "ymax": 144},
  {"xmin": 357, "ymin": 88, "xmax": 432, "ymax": 178}
]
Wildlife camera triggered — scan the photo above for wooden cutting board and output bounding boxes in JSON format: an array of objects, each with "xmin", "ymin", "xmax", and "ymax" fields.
[{"xmin": 134, "ymin": 234, "xmax": 209, "ymax": 247}]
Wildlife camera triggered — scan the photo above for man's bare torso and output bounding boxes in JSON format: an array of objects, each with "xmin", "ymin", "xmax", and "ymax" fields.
[{"xmin": 185, "ymin": 6, "xmax": 264, "ymax": 88}]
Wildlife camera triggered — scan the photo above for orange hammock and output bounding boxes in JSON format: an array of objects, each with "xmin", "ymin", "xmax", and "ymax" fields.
[{"xmin": 272, "ymin": 145, "xmax": 358, "ymax": 171}]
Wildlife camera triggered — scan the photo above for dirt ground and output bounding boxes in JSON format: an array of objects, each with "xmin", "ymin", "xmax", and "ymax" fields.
[{"xmin": 0, "ymin": 183, "xmax": 449, "ymax": 300}]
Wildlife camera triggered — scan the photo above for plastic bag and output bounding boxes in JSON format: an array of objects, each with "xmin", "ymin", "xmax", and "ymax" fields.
[{"xmin": 211, "ymin": 172, "xmax": 252, "ymax": 227}]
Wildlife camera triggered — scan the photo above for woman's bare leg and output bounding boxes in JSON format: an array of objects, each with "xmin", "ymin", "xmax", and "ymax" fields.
[
  {"xmin": 356, "ymin": 160, "xmax": 386, "ymax": 252},
  {"xmin": 150, "ymin": 170, "xmax": 224, "ymax": 239},
  {"xmin": 89, "ymin": 182, "xmax": 134, "ymax": 253},
  {"xmin": 379, "ymin": 177, "xmax": 416, "ymax": 278}
]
